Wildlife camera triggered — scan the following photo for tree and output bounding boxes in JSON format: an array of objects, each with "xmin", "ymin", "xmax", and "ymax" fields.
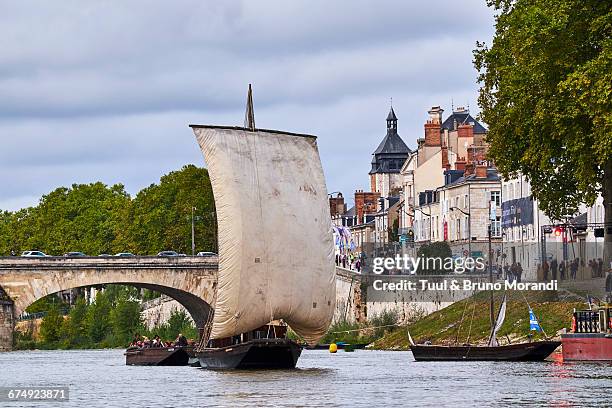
[
  {"xmin": 417, "ymin": 242, "xmax": 453, "ymax": 274},
  {"xmin": 85, "ymin": 291, "xmax": 112, "ymax": 343},
  {"xmin": 39, "ymin": 303, "xmax": 64, "ymax": 345},
  {"xmin": 110, "ymin": 295, "xmax": 143, "ymax": 345},
  {"xmin": 474, "ymin": 0, "xmax": 612, "ymax": 258},
  {"xmin": 61, "ymin": 297, "xmax": 89, "ymax": 347},
  {"xmin": 127, "ymin": 164, "xmax": 216, "ymax": 255}
]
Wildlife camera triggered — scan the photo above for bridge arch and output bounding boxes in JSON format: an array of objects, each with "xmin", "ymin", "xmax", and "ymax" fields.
[{"xmin": 0, "ymin": 257, "xmax": 217, "ymax": 340}]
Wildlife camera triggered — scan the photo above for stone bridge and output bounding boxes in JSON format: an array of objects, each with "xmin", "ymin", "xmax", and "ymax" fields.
[
  {"xmin": 0, "ymin": 258, "xmax": 363, "ymax": 351},
  {"xmin": 0, "ymin": 257, "xmax": 217, "ymax": 351}
]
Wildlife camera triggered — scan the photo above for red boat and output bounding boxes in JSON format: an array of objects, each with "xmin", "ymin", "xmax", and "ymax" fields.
[{"xmin": 561, "ymin": 304, "xmax": 612, "ymax": 361}]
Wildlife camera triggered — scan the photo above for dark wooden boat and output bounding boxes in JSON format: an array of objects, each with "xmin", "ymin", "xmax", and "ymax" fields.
[
  {"xmin": 197, "ymin": 338, "xmax": 302, "ymax": 369},
  {"xmin": 196, "ymin": 324, "xmax": 302, "ymax": 369},
  {"xmin": 410, "ymin": 341, "xmax": 561, "ymax": 361},
  {"xmin": 125, "ymin": 346, "xmax": 194, "ymax": 366}
]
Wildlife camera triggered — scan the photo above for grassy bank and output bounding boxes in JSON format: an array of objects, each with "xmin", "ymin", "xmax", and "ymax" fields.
[{"xmin": 371, "ymin": 290, "xmax": 584, "ymax": 350}]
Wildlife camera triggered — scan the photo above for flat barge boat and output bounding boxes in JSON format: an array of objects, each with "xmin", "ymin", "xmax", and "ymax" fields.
[
  {"xmin": 125, "ymin": 346, "xmax": 195, "ymax": 366},
  {"xmin": 562, "ymin": 304, "xmax": 612, "ymax": 361}
]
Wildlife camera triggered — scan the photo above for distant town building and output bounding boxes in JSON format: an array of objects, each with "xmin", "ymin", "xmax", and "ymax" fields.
[
  {"xmin": 501, "ymin": 173, "xmax": 605, "ymax": 281},
  {"xmin": 369, "ymin": 108, "xmax": 411, "ymax": 197}
]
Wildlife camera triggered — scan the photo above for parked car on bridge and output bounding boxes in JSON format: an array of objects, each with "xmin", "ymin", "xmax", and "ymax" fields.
[
  {"xmin": 197, "ymin": 252, "xmax": 217, "ymax": 257},
  {"xmin": 157, "ymin": 251, "xmax": 179, "ymax": 257},
  {"xmin": 64, "ymin": 252, "xmax": 86, "ymax": 257},
  {"xmin": 21, "ymin": 251, "xmax": 48, "ymax": 257},
  {"xmin": 115, "ymin": 252, "xmax": 135, "ymax": 257}
]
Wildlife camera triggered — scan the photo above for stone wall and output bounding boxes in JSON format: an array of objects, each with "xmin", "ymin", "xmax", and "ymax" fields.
[
  {"xmin": 0, "ymin": 300, "xmax": 14, "ymax": 351},
  {"xmin": 140, "ymin": 295, "xmax": 193, "ymax": 329}
]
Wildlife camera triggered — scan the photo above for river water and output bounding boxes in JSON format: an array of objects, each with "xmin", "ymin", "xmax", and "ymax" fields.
[{"xmin": 0, "ymin": 349, "xmax": 611, "ymax": 407}]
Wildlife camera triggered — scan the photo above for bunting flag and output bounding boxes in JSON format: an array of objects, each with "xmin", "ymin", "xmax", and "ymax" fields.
[{"xmin": 529, "ymin": 308, "xmax": 542, "ymax": 332}]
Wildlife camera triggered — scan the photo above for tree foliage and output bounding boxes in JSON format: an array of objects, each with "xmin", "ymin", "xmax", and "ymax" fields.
[
  {"xmin": 474, "ymin": 0, "xmax": 612, "ymax": 222},
  {"xmin": 0, "ymin": 164, "xmax": 217, "ymax": 255}
]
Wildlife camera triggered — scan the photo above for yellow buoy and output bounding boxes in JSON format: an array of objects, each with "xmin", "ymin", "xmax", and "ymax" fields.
[{"xmin": 329, "ymin": 343, "xmax": 338, "ymax": 353}]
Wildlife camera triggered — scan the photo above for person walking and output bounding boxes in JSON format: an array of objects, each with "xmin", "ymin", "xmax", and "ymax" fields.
[
  {"xmin": 551, "ymin": 259, "xmax": 557, "ymax": 282},
  {"xmin": 543, "ymin": 260, "xmax": 550, "ymax": 281},
  {"xmin": 570, "ymin": 259, "xmax": 578, "ymax": 280},
  {"xmin": 517, "ymin": 262, "xmax": 523, "ymax": 283},
  {"xmin": 559, "ymin": 261, "xmax": 566, "ymax": 281}
]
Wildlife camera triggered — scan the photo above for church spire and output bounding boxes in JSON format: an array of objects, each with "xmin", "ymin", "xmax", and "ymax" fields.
[{"xmin": 386, "ymin": 106, "xmax": 397, "ymax": 132}]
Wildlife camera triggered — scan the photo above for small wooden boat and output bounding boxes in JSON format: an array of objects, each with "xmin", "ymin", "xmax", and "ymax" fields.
[
  {"xmin": 125, "ymin": 346, "xmax": 194, "ymax": 366},
  {"xmin": 410, "ymin": 341, "xmax": 561, "ymax": 361},
  {"xmin": 409, "ymin": 293, "xmax": 560, "ymax": 362}
]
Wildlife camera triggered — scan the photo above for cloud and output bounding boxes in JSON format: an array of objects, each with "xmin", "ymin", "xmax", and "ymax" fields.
[{"xmin": 0, "ymin": 0, "xmax": 494, "ymax": 210}]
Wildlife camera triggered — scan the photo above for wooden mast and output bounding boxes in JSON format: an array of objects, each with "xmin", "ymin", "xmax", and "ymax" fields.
[{"xmin": 244, "ymin": 84, "xmax": 256, "ymax": 131}]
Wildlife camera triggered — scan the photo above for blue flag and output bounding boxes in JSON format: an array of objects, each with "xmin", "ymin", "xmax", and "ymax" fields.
[{"xmin": 529, "ymin": 309, "xmax": 542, "ymax": 332}]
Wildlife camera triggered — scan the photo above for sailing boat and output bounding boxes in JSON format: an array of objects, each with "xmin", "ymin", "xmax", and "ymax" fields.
[
  {"xmin": 190, "ymin": 85, "xmax": 336, "ymax": 369},
  {"xmin": 409, "ymin": 294, "xmax": 561, "ymax": 361}
]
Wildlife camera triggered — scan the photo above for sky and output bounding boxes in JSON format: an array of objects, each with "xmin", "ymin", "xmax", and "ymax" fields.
[{"xmin": 0, "ymin": 0, "xmax": 495, "ymax": 211}]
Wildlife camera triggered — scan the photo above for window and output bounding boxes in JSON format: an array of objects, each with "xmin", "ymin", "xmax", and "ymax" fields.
[
  {"xmin": 492, "ymin": 216, "xmax": 502, "ymax": 237},
  {"xmin": 456, "ymin": 219, "xmax": 461, "ymax": 240},
  {"xmin": 464, "ymin": 194, "xmax": 469, "ymax": 209},
  {"xmin": 491, "ymin": 191, "xmax": 501, "ymax": 206}
]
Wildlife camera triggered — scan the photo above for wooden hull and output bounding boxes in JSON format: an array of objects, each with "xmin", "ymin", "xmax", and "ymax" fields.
[
  {"xmin": 561, "ymin": 333, "xmax": 612, "ymax": 361},
  {"xmin": 125, "ymin": 346, "xmax": 194, "ymax": 366},
  {"xmin": 197, "ymin": 338, "xmax": 302, "ymax": 369},
  {"xmin": 410, "ymin": 341, "xmax": 561, "ymax": 361}
]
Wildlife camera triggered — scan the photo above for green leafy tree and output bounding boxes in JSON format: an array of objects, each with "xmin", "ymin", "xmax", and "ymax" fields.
[
  {"xmin": 110, "ymin": 296, "xmax": 143, "ymax": 345},
  {"xmin": 39, "ymin": 303, "xmax": 64, "ymax": 344},
  {"xmin": 474, "ymin": 0, "xmax": 612, "ymax": 258},
  {"xmin": 151, "ymin": 309, "xmax": 198, "ymax": 341},
  {"xmin": 61, "ymin": 297, "xmax": 89, "ymax": 347},
  {"xmin": 127, "ymin": 164, "xmax": 216, "ymax": 255},
  {"xmin": 417, "ymin": 242, "xmax": 453, "ymax": 274},
  {"xmin": 85, "ymin": 291, "xmax": 112, "ymax": 344}
]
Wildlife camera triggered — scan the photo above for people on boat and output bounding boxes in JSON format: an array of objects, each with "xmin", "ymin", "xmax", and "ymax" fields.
[
  {"xmin": 152, "ymin": 335, "xmax": 163, "ymax": 348},
  {"xmin": 174, "ymin": 333, "xmax": 188, "ymax": 347}
]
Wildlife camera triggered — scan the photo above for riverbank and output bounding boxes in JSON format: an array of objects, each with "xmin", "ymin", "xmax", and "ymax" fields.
[{"xmin": 371, "ymin": 290, "xmax": 584, "ymax": 350}]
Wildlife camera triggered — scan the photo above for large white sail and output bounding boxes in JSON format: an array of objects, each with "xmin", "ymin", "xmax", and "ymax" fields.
[{"xmin": 192, "ymin": 125, "xmax": 336, "ymax": 345}]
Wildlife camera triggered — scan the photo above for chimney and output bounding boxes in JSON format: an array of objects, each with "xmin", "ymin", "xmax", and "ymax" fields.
[
  {"xmin": 441, "ymin": 146, "xmax": 450, "ymax": 170},
  {"xmin": 457, "ymin": 123, "xmax": 474, "ymax": 139},
  {"xmin": 475, "ymin": 164, "xmax": 488, "ymax": 179},
  {"xmin": 424, "ymin": 106, "xmax": 443, "ymax": 147},
  {"xmin": 329, "ymin": 193, "xmax": 345, "ymax": 217},
  {"xmin": 455, "ymin": 157, "xmax": 466, "ymax": 171},
  {"xmin": 428, "ymin": 106, "xmax": 444, "ymax": 124}
]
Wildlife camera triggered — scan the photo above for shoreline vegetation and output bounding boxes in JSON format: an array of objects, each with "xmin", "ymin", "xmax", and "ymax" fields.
[{"xmin": 370, "ymin": 290, "xmax": 583, "ymax": 351}]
